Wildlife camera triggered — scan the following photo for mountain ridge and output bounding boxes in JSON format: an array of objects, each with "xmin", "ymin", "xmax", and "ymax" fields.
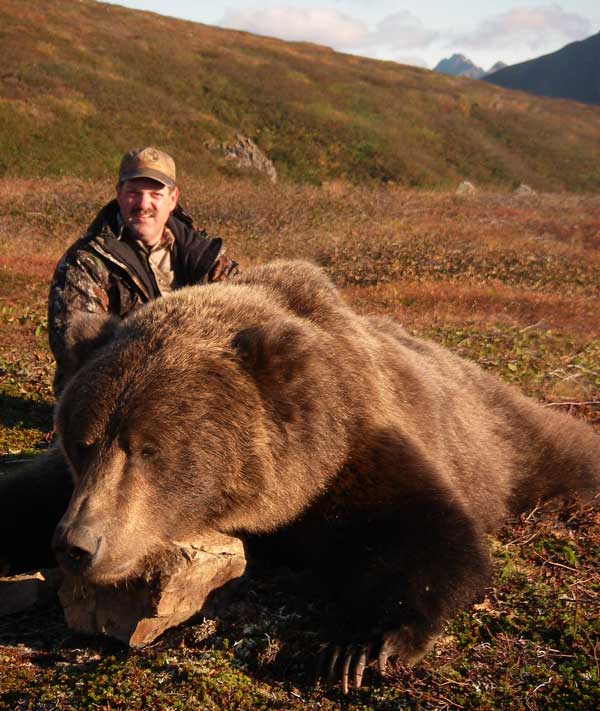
[
  {"xmin": 484, "ymin": 32, "xmax": 600, "ymax": 106},
  {"xmin": 434, "ymin": 54, "xmax": 506, "ymax": 80}
]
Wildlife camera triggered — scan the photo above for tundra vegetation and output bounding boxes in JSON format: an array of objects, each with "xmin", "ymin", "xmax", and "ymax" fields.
[
  {"xmin": 2, "ymin": 0, "xmax": 600, "ymax": 191},
  {"xmin": 0, "ymin": 177, "xmax": 599, "ymax": 710}
]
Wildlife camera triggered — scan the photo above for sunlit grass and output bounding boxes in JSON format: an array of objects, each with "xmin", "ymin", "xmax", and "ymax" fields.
[
  {"xmin": 2, "ymin": 0, "xmax": 600, "ymax": 188},
  {"xmin": 0, "ymin": 177, "xmax": 598, "ymax": 710}
]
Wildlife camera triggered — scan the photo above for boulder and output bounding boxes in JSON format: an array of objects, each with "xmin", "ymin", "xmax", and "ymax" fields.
[{"xmin": 206, "ymin": 134, "xmax": 277, "ymax": 183}]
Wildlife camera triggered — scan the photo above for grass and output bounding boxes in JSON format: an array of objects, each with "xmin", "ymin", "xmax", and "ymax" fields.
[
  {"xmin": 0, "ymin": 177, "xmax": 599, "ymax": 709},
  {"xmin": 2, "ymin": 0, "xmax": 600, "ymax": 188}
]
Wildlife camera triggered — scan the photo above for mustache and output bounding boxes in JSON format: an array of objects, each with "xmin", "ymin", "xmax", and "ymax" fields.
[{"xmin": 129, "ymin": 209, "xmax": 156, "ymax": 219}]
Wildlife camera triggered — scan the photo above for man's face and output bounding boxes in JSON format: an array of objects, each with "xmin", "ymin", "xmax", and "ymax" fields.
[{"xmin": 116, "ymin": 178, "xmax": 179, "ymax": 247}]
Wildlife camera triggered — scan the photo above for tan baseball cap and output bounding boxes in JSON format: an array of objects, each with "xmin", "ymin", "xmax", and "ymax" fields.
[{"xmin": 118, "ymin": 146, "xmax": 177, "ymax": 187}]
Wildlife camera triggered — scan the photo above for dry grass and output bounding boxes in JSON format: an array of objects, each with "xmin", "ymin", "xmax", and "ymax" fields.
[
  {"xmin": 0, "ymin": 177, "xmax": 599, "ymax": 709},
  {"xmin": 345, "ymin": 281, "xmax": 600, "ymax": 339}
]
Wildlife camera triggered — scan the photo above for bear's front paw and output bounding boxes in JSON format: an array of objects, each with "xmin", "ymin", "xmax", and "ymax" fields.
[
  {"xmin": 316, "ymin": 641, "xmax": 378, "ymax": 694},
  {"xmin": 316, "ymin": 626, "xmax": 439, "ymax": 693}
]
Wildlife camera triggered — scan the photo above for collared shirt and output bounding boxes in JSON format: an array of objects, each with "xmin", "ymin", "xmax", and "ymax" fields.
[
  {"xmin": 114, "ymin": 212, "xmax": 177, "ymax": 296},
  {"xmin": 134, "ymin": 228, "xmax": 177, "ymax": 295}
]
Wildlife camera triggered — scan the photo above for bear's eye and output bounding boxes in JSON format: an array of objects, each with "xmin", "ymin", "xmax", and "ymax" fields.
[
  {"xmin": 74, "ymin": 441, "xmax": 95, "ymax": 460},
  {"xmin": 71, "ymin": 440, "xmax": 96, "ymax": 464},
  {"xmin": 141, "ymin": 442, "xmax": 158, "ymax": 459}
]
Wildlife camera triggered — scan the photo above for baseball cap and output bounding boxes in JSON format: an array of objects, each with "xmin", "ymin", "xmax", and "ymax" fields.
[{"xmin": 118, "ymin": 146, "xmax": 177, "ymax": 188}]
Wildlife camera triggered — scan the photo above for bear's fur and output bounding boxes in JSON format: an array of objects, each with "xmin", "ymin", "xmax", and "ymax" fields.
[
  {"xmin": 38, "ymin": 261, "xmax": 600, "ymax": 684},
  {"xmin": 0, "ymin": 447, "xmax": 72, "ymax": 574}
]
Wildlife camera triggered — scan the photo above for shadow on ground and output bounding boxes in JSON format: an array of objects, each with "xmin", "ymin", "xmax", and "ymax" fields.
[{"xmin": 0, "ymin": 393, "xmax": 53, "ymax": 431}]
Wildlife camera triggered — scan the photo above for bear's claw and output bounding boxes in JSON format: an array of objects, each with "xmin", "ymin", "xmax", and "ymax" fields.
[{"xmin": 317, "ymin": 641, "xmax": 389, "ymax": 693}]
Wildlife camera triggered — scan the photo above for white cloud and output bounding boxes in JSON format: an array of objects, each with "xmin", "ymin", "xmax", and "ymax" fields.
[
  {"xmin": 219, "ymin": 7, "xmax": 368, "ymax": 48},
  {"xmin": 456, "ymin": 5, "xmax": 592, "ymax": 51},
  {"xmin": 393, "ymin": 54, "xmax": 430, "ymax": 69},
  {"xmin": 217, "ymin": 4, "xmax": 594, "ymax": 69},
  {"xmin": 372, "ymin": 11, "xmax": 438, "ymax": 51},
  {"xmin": 219, "ymin": 6, "xmax": 438, "ymax": 54}
]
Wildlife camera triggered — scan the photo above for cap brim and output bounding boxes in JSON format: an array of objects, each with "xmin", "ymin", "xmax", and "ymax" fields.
[{"xmin": 119, "ymin": 168, "xmax": 176, "ymax": 188}]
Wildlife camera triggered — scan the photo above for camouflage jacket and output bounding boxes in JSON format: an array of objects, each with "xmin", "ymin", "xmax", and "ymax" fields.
[{"xmin": 48, "ymin": 199, "xmax": 237, "ymax": 394}]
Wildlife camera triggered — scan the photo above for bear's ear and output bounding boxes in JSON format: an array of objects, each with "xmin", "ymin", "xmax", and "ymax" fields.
[
  {"xmin": 65, "ymin": 311, "xmax": 120, "ymax": 372},
  {"xmin": 231, "ymin": 322, "xmax": 307, "ymax": 386}
]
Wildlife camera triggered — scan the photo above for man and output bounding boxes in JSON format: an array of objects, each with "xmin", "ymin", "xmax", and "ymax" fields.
[{"xmin": 48, "ymin": 146, "xmax": 237, "ymax": 394}]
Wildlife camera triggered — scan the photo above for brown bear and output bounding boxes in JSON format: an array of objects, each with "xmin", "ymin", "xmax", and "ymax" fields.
[{"xmin": 42, "ymin": 260, "xmax": 600, "ymax": 689}]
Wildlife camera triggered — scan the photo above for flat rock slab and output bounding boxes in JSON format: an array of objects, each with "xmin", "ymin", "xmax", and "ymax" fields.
[
  {"xmin": 0, "ymin": 569, "xmax": 63, "ymax": 616},
  {"xmin": 58, "ymin": 532, "xmax": 246, "ymax": 647}
]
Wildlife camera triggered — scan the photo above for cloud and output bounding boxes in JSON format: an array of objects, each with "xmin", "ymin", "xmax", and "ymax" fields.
[
  {"xmin": 371, "ymin": 11, "xmax": 438, "ymax": 51},
  {"xmin": 219, "ymin": 6, "xmax": 437, "ymax": 54},
  {"xmin": 219, "ymin": 7, "xmax": 368, "ymax": 48},
  {"xmin": 393, "ymin": 54, "xmax": 430, "ymax": 69},
  {"xmin": 456, "ymin": 5, "xmax": 592, "ymax": 51}
]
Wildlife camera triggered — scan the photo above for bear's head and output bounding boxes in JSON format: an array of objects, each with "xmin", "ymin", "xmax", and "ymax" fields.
[{"xmin": 52, "ymin": 289, "xmax": 343, "ymax": 584}]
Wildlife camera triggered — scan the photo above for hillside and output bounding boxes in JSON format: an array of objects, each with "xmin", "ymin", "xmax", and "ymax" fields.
[
  {"xmin": 485, "ymin": 32, "xmax": 600, "ymax": 107},
  {"xmin": 1, "ymin": 0, "xmax": 600, "ymax": 190}
]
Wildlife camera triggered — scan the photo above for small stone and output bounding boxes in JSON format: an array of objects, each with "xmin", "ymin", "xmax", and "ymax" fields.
[
  {"xmin": 514, "ymin": 183, "xmax": 536, "ymax": 196},
  {"xmin": 456, "ymin": 180, "xmax": 476, "ymax": 194}
]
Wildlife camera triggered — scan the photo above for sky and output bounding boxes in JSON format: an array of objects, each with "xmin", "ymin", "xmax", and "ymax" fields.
[{"xmin": 100, "ymin": 1, "xmax": 600, "ymax": 70}]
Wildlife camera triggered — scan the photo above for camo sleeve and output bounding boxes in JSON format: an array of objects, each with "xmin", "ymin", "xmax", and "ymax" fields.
[
  {"xmin": 207, "ymin": 252, "xmax": 239, "ymax": 282},
  {"xmin": 48, "ymin": 248, "xmax": 112, "ymax": 395}
]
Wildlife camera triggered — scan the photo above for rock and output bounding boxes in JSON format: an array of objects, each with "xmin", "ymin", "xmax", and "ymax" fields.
[
  {"xmin": 514, "ymin": 183, "xmax": 536, "ymax": 196},
  {"xmin": 0, "ymin": 569, "xmax": 63, "ymax": 616},
  {"xmin": 456, "ymin": 180, "xmax": 476, "ymax": 194},
  {"xmin": 206, "ymin": 134, "xmax": 277, "ymax": 183},
  {"xmin": 58, "ymin": 532, "xmax": 246, "ymax": 647}
]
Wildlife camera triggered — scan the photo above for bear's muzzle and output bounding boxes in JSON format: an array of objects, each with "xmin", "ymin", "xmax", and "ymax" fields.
[{"xmin": 52, "ymin": 523, "xmax": 102, "ymax": 576}]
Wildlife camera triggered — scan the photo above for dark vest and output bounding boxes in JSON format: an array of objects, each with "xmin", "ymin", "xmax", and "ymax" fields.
[{"xmin": 83, "ymin": 200, "xmax": 224, "ymax": 301}]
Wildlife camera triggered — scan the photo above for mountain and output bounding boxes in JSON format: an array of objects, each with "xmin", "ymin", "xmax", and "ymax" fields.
[
  {"xmin": 484, "ymin": 32, "xmax": 600, "ymax": 105},
  {"xmin": 1, "ymin": 0, "xmax": 600, "ymax": 190},
  {"xmin": 434, "ymin": 54, "xmax": 485, "ymax": 79},
  {"xmin": 486, "ymin": 62, "xmax": 507, "ymax": 76},
  {"xmin": 434, "ymin": 56, "xmax": 506, "ymax": 80}
]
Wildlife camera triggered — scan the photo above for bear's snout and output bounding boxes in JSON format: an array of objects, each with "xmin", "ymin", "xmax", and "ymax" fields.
[{"xmin": 52, "ymin": 523, "xmax": 102, "ymax": 576}]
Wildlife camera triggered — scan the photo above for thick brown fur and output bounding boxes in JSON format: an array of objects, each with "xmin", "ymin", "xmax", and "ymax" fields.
[{"xmin": 32, "ymin": 260, "xmax": 600, "ymax": 680}]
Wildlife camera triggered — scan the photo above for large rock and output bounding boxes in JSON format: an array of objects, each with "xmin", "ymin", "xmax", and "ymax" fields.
[
  {"xmin": 206, "ymin": 134, "xmax": 277, "ymax": 183},
  {"xmin": 58, "ymin": 532, "xmax": 246, "ymax": 647}
]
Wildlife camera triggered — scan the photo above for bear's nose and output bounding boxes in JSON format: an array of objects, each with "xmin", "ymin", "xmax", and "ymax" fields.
[{"xmin": 52, "ymin": 524, "xmax": 101, "ymax": 575}]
